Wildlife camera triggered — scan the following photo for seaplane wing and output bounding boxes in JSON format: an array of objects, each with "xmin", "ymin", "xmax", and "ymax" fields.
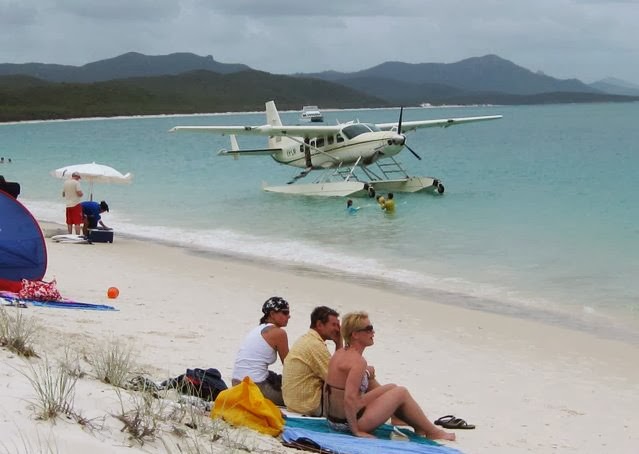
[
  {"xmin": 170, "ymin": 124, "xmax": 342, "ymax": 138},
  {"xmin": 377, "ymin": 115, "xmax": 503, "ymax": 133}
]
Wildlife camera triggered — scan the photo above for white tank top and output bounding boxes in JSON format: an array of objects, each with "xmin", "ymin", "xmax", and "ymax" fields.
[{"xmin": 232, "ymin": 323, "xmax": 278, "ymax": 382}]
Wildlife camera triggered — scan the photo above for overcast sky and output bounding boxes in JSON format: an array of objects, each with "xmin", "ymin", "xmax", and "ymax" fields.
[{"xmin": 1, "ymin": 0, "xmax": 638, "ymax": 84}]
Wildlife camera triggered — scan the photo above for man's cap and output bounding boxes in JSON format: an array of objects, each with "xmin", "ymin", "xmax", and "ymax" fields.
[
  {"xmin": 99, "ymin": 201, "xmax": 109, "ymax": 212},
  {"xmin": 262, "ymin": 296, "xmax": 289, "ymax": 315},
  {"xmin": 71, "ymin": 172, "xmax": 81, "ymax": 178}
]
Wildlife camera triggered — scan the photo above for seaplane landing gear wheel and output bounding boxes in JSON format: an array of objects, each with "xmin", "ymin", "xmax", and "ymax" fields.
[{"xmin": 437, "ymin": 183, "xmax": 445, "ymax": 194}]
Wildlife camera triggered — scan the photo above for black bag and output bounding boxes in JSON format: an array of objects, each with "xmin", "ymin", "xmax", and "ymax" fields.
[
  {"xmin": 265, "ymin": 370, "xmax": 282, "ymax": 392},
  {"xmin": 163, "ymin": 368, "xmax": 228, "ymax": 401}
]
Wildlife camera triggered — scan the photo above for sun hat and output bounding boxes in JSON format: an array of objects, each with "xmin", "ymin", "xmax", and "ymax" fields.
[
  {"xmin": 71, "ymin": 171, "xmax": 81, "ymax": 178},
  {"xmin": 262, "ymin": 296, "xmax": 289, "ymax": 315}
]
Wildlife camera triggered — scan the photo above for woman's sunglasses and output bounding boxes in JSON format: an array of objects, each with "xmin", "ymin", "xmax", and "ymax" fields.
[{"xmin": 355, "ymin": 324, "xmax": 374, "ymax": 333}]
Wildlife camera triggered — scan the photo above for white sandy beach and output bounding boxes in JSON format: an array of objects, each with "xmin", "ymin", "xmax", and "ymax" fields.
[{"xmin": 1, "ymin": 222, "xmax": 638, "ymax": 453}]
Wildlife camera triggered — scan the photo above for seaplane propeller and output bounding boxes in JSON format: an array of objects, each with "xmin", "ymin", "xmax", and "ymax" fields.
[{"xmin": 396, "ymin": 107, "xmax": 422, "ymax": 161}]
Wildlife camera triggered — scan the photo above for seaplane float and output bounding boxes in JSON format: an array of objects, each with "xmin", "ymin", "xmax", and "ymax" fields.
[{"xmin": 170, "ymin": 101, "xmax": 502, "ymax": 197}]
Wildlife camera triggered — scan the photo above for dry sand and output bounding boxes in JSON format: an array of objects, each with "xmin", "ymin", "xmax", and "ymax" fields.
[{"xmin": 1, "ymin": 222, "xmax": 637, "ymax": 453}]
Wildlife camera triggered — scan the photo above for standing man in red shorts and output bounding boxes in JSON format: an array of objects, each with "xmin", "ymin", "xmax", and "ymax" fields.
[{"xmin": 62, "ymin": 171, "xmax": 83, "ymax": 234}]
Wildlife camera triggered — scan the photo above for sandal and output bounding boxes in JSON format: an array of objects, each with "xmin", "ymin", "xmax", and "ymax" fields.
[
  {"xmin": 441, "ymin": 417, "xmax": 475, "ymax": 430},
  {"xmin": 434, "ymin": 415, "xmax": 456, "ymax": 426}
]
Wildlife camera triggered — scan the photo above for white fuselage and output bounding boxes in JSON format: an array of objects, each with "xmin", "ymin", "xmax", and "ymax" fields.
[{"xmin": 268, "ymin": 123, "xmax": 405, "ymax": 169}]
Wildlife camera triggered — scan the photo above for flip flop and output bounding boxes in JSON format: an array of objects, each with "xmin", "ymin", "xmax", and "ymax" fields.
[
  {"xmin": 434, "ymin": 415, "xmax": 456, "ymax": 426},
  {"xmin": 441, "ymin": 417, "xmax": 476, "ymax": 430}
]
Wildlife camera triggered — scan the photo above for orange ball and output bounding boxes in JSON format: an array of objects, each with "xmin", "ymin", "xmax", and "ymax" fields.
[{"xmin": 107, "ymin": 287, "xmax": 119, "ymax": 299}]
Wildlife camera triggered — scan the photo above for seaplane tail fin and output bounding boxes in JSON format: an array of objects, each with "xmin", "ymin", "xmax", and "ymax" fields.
[
  {"xmin": 265, "ymin": 101, "xmax": 282, "ymax": 127},
  {"xmin": 265, "ymin": 101, "xmax": 283, "ymax": 149}
]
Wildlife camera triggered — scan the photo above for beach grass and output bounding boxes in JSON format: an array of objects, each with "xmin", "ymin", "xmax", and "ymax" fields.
[
  {"xmin": 0, "ymin": 429, "xmax": 60, "ymax": 454},
  {"xmin": 114, "ymin": 386, "xmax": 169, "ymax": 445},
  {"xmin": 0, "ymin": 305, "xmax": 39, "ymax": 357},
  {"xmin": 19, "ymin": 356, "xmax": 78, "ymax": 420},
  {"xmin": 58, "ymin": 344, "xmax": 86, "ymax": 379},
  {"xmin": 88, "ymin": 340, "xmax": 136, "ymax": 387}
]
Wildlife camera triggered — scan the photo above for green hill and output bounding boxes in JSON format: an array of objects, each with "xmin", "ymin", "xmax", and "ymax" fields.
[{"xmin": 0, "ymin": 70, "xmax": 387, "ymax": 122}]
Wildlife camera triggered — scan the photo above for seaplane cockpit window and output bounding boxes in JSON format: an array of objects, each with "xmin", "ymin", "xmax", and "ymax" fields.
[
  {"xmin": 342, "ymin": 124, "xmax": 375, "ymax": 139},
  {"xmin": 365, "ymin": 123, "xmax": 381, "ymax": 132},
  {"xmin": 336, "ymin": 134, "xmax": 344, "ymax": 143}
]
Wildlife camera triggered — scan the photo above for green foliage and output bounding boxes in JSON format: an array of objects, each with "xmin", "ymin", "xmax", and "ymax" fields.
[{"xmin": 0, "ymin": 70, "xmax": 387, "ymax": 122}]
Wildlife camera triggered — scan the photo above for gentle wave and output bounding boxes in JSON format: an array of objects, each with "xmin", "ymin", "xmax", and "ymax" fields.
[
  {"xmin": 26, "ymin": 198, "xmax": 516, "ymax": 300},
  {"xmin": 25, "ymin": 197, "xmax": 629, "ymax": 338}
]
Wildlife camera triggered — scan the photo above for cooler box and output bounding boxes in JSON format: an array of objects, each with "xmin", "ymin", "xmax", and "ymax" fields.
[{"xmin": 88, "ymin": 229, "xmax": 114, "ymax": 243}]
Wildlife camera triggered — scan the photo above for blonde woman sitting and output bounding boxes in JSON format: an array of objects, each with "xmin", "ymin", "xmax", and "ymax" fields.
[{"xmin": 325, "ymin": 311, "xmax": 455, "ymax": 441}]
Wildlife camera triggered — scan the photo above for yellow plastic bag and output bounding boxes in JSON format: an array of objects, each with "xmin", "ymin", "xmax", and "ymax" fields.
[{"xmin": 211, "ymin": 376, "xmax": 284, "ymax": 436}]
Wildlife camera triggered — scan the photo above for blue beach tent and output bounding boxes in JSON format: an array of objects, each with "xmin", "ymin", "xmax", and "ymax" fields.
[{"xmin": 0, "ymin": 190, "xmax": 47, "ymax": 291}]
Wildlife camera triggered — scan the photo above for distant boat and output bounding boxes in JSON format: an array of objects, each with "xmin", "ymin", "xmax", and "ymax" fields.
[
  {"xmin": 300, "ymin": 105, "xmax": 324, "ymax": 122},
  {"xmin": 420, "ymin": 102, "xmax": 433, "ymax": 108}
]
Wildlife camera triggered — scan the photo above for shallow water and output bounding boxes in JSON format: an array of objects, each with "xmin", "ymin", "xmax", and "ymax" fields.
[{"xmin": 2, "ymin": 102, "xmax": 638, "ymax": 342}]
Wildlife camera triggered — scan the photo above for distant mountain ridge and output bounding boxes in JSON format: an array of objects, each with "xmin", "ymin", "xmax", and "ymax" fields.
[
  {"xmin": 0, "ymin": 52, "xmax": 251, "ymax": 83},
  {"xmin": 1, "ymin": 52, "xmax": 637, "ymax": 122},
  {"xmin": 589, "ymin": 77, "xmax": 639, "ymax": 96},
  {"xmin": 301, "ymin": 55, "xmax": 598, "ymax": 96}
]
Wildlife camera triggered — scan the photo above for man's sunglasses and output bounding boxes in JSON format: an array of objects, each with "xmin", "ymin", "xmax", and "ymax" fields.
[{"xmin": 355, "ymin": 324, "xmax": 374, "ymax": 333}]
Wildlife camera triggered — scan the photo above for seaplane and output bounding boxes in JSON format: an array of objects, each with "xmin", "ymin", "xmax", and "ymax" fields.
[{"xmin": 169, "ymin": 101, "xmax": 502, "ymax": 197}]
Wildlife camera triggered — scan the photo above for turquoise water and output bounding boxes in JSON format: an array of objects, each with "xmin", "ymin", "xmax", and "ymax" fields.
[{"xmin": 2, "ymin": 103, "xmax": 638, "ymax": 342}]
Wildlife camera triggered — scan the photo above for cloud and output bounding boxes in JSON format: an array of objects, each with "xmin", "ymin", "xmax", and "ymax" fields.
[
  {"xmin": 196, "ymin": 0, "xmax": 421, "ymax": 17},
  {"xmin": 55, "ymin": 0, "xmax": 180, "ymax": 21},
  {"xmin": 0, "ymin": 0, "xmax": 638, "ymax": 84},
  {"xmin": 0, "ymin": 1, "xmax": 37, "ymax": 27}
]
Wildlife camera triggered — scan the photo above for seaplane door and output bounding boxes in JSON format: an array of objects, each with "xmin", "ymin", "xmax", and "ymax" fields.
[{"xmin": 304, "ymin": 138, "xmax": 312, "ymax": 167}]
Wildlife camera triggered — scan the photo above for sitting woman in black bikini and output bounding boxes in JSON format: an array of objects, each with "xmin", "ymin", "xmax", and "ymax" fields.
[{"xmin": 325, "ymin": 311, "xmax": 455, "ymax": 441}]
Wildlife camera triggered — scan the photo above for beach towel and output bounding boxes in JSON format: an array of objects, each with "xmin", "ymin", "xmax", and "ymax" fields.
[
  {"xmin": 0, "ymin": 291, "xmax": 117, "ymax": 311},
  {"xmin": 283, "ymin": 417, "xmax": 463, "ymax": 454}
]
